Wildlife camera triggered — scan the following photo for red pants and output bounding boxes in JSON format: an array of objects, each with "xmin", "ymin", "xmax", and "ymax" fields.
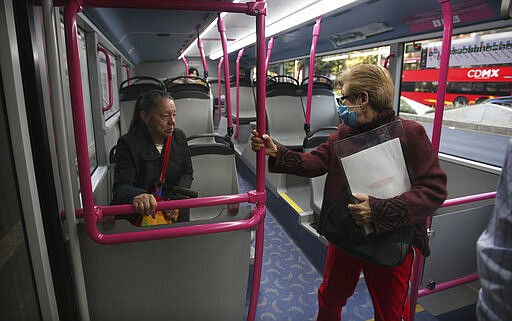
[{"xmin": 317, "ymin": 243, "xmax": 415, "ymax": 321}]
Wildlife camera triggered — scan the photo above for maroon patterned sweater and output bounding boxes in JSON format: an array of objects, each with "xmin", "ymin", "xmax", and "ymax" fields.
[{"xmin": 268, "ymin": 110, "xmax": 447, "ymax": 256}]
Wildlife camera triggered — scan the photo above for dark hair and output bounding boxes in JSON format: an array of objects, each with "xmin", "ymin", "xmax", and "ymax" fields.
[
  {"xmin": 188, "ymin": 67, "xmax": 199, "ymax": 76},
  {"xmin": 129, "ymin": 89, "xmax": 173, "ymax": 131}
]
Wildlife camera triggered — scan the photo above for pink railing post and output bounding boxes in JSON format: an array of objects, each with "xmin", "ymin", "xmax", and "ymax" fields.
[
  {"xmin": 234, "ymin": 48, "xmax": 245, "ymax": 139},
  {"xmin": 217, "ymin": 57, "xmax": 224, "ymax": 124},
  {"xmin": 248, "ymin": 1, "xmax": 267, "ymax": 321},
  {"xmin": 97, "ymin": 46, "xmax": 114, "ymax": 112},
  {"xmin": 409, "ymin": 1, "xmax": 453, "ymax": 320},
  {"xmin": 304, "ymin": 16, "xmax": 321, "ymax": 134},
  {"xmin": 197, "ymin": 34, "xmax": 209, "ymax": 79},
  {"xmin": 181, "ymin": 56, "xmax": 189, "ymax": 75},
  {"xmin": 218, "ymin": 16, "xmax": 233, "ymax": 136},
  {"xmin": 264, "ymin": 35, "xmax": 274, "ymax": 74}
]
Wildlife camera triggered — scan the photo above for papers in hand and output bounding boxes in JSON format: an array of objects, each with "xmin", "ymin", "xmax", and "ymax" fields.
[{"xmin": 340, "ymin": 137, "xmax": 411, "ymax": 199}]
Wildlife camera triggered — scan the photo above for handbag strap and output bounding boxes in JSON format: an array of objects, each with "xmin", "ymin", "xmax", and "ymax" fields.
[{"xmin": 157, "ymin": 132, "xmax": 174, "ymax": 186}]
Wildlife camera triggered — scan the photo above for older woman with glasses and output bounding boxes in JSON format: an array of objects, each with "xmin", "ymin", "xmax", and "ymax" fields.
[
  {"xmin": 112, "ymin": 89, "xmax": 193, "ymax": 224},
  {"xmin": 251, "ymin": 64, "xmax": 447, "ymax": 321}
]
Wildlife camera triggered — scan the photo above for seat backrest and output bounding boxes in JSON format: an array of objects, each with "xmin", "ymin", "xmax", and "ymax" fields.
[
  {"xmin": 166, "ymin": 78, "xmax": 214, "ymax": 144},
  {"xmin": 118, "ymin": 77, "xmax": 165, "ymax": 135},
  {"xmin": 188, "ymin": 135, "xmax": 240, "ymax": 221},
  {"xmin": 230, "ymin": 81, "xmax": 256, "ymax": 124},
  {"xmin": 300, "ymin": 76, "xmax": 340, "ymax": 130},
  {"xmin": 266, "ymin": 76, "xmax": 304, "ymax": 149}
]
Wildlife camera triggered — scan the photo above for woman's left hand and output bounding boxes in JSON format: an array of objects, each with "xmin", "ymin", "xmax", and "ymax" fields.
[{"xmin": 347, "ymin": 194, "xmax": 373, "ymax": 225}]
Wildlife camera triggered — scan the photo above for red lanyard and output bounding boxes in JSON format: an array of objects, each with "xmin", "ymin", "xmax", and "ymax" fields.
[{"xmin": 158, "ymin": 133, "xmax": 173, "ymax": 186}]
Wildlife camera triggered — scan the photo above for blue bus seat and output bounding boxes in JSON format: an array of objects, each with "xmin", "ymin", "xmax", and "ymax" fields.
[{"xmin": 118, "ymin": 77, "xmax": 165, "ymax": 135}]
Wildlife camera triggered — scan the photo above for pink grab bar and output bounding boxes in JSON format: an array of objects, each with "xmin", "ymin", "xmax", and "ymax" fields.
[
  {"xmin": 181, "ymin": 56, "xmax": 189, "ymax": 75},
  {"xmin": 217, "ymin": 57, "xmax": 223, "ymax": 124},
  {"xmin": 304, "ymin": 16, "xmax": 321, "ymax": 131},
  {"xmin": 234, "ymin": 48, "xmax": 245, "ymax": 139},
  {"xmin": 383, "ymin": 53, "xmax": 395, "ymax": 69},
  {"xmin": 264, "ymin": 35, "xmax": 274, "ymax": 73},
  {"xmin": 197, "ymin": 35, "xmax": 208, "ymax": 78},
  {"xmin": 218, "ymin": 16, "xmax": 233, "ymax": 136},
  {"xmin": 97, "ymin": 46, "xmax": 113, "ymax": 112}
]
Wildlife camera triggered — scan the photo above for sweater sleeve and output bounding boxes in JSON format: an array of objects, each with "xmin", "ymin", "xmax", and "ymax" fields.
[
  {"xmin": 370, "ymin": 122, "xmax": 447, "ymax": 234},
  {"xmin": 268, "ymin": 132, "xmax": 337, "ymax": 178},
  {"xmin": 111, "ymin": 138, "xmax": 147, "ymax": 204}
]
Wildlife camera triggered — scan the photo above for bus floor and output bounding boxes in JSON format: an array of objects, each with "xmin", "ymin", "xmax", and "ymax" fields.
[{"xmin": 237, "ymin": 167, "xmax": 478, "ymax": 321}]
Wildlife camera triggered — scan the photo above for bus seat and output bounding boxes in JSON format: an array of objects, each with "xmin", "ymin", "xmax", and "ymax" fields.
[
  {"xmin": 303, "ymin": 127, "xmax": 338, "ymax": 216},
  {"xmin": 118, "ymin": 77, "xmax": 165, "ymax": 135},
  {"xmin": 166, "ymin": 77, "xmax": 214, "ymax": 144},
  {"xmin": 230, "ymin": 79, "xmax": 256, "ymax": 124},
  {"xmin": 300, "ymin": 76, "xmax": 340, "ymax": 130},
  {"xmin": 187, "ymin": 134, "xmax": 248, "ymax": 221},
  {"xmin": 78, "ymin": 209, "xmax": 251, "ymax": 321},
  {"xmin": 265, "ymin": 75, "xmax": 304, "ymax": 150}
]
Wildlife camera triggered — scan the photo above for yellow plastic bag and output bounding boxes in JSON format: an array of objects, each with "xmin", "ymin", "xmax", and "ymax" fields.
[{"xmin": 139, "ymin": 209, "xmax": 180, "ymax": 226}]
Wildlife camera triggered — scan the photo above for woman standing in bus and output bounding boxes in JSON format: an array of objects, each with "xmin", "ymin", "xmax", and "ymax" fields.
[
  {"xmin": 251, "ymin": 64, "xmax": 447, "ymax": 321},
  {"xmin": 111, "ymin": 89, "xmax": 193, "ymax": 223}
]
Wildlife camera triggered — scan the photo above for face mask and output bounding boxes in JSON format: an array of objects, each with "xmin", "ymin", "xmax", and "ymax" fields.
[{"xmin": 337, "ymin": 104, "xmax": 358, "ymax": 128}]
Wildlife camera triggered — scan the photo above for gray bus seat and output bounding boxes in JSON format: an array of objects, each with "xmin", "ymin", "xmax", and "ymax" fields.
[
  {"xmin": 300, "ymin": 76, "xmax": 340, "ymax": 130},
  {"xmin": 230, "ymin": 79, "xmax": 256, "ymax": 124},
  {"xmin": 78, "ymin": 208, "xmax": 251, "ymax": 321},
  {"xmin": 187, "ymin": 134, "xmax": 249, "ymax": 221},
  {"xmin": 118, "ymin": 76, "xmax": 165, "ymax": 135},
  {"xmin": 165, "ymin": 77, "xmax": 214, "ymax": 144},
  {"xmin": 266, "ymin": 75, "xmax": 304, "ymax": 150},
  {"xmin": 303, "ymin": 127, "xmax": 338, "ymax": 217}
]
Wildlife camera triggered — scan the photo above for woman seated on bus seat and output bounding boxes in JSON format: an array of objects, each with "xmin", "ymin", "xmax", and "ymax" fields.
[
  {"xmin": 111, "ymin": 89, "xmax": 193, "ymax": 224},
  {"xmin": 251, "ymin": 64, "xmax": 447, "ymax": 321}
]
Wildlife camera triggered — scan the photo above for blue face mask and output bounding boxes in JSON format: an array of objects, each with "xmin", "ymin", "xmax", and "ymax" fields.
[{"xmin": 337, "ymin": 105, "xmax": 358, "ymax": 128}]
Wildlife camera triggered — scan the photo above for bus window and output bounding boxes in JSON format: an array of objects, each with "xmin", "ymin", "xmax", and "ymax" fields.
[
  {"xmin": 59, "ymin": 21, "xmax": 97, "ymax": 174},
  {"xmin": 99, "ymin": 50, "xmax": 120, "ymax": 120},
  {"xmin": 400, "ymin": 27, "xmax": 512, "ymax": 167}
]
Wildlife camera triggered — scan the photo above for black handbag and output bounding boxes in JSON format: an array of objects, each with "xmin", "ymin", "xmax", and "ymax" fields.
[{"xmin": 318, "ymin": 195, "xmax": 415, "ymax": 267}]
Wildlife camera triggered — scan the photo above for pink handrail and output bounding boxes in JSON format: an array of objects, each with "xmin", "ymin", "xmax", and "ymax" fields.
[
  {"xmin": 383, "ymin": 53, "xmax": 395, "ymax": 69},
  {"xmin": 418, "ymin": 273, "xmax": 479, "ymax": 297},
  {"xmin": 181, "ymin": 56, "xmax": 189, "ymax": 75},
  {"xmin": 63, "ymin": 2, "xmax": 267, "ymax": 320},
  {"xmin": 218, "ymin": 16, "xmax": 233, "ymax": 136},
  {"xmin": 409, "ymin": 3, "xmax": 453, "ymax": 319},
  {"xmin": 97, "ymin": 46, "xmax": 114, "ymax": 112},
  {"xmin": 264, "ymin": 35, "xmax": 274, "ymax": 73},
  {"xmin": 217, "ymin": 57, "xmax": 223, "ymax": 124},
  {"xmin": 197, "ymin": 35, "xmax": 209, "ymax": 78},
  {"xmin": 304, "ymin": 16, "xmax": 321, "ymax": 132},
  {"xmin": 296, "ymin": 63, "xmax": 304, "ymax": 81},
  {"xmin": 234, "ymin": 48, "xmax": 245, "ymax": 139}
]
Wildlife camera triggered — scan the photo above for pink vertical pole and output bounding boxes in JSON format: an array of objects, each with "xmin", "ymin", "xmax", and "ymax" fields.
[
  {"xmin": 264, "ymin": 35, "xmax": 274, "ymax": 74},
  {"xmin": 234, "ymin": 48, "xmax": 245, "ymax": 139},
  {"xmin": 197, "ymin": 35, "xmax": 209, "ymax": 79},
  {"xmin": 64, "ymin": 0, "xmax": 100, "ymax": 239},
  {"xmin": 305, "ymin": 16, "xmax": 321, "ymax": 133},
  {"xmin": 248, "ymin": 1, "xmax": 267, "ymax": 321},
  {"xmin": 297, "ymin": 63, "xmax": 304, "ymax": 81},
  {"xmin": 409, "ymin": 2, "xmax": 452, "ymax": 321},
  {"xmin": 182, "ymin": 56, "xmax": 189, "ymax": 75},
  {"xmin": 217, "ymin": 57, "xmax": 223, "ymax": 124},
  {"xmin": 218, "ymin": 16, "xmax": 233, "ymax": 136}
]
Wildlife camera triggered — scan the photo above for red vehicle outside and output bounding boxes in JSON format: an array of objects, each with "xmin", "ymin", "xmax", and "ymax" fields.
[{"xmin": 401, "ymin": 66, "xmax": 512, "ymax": 107}]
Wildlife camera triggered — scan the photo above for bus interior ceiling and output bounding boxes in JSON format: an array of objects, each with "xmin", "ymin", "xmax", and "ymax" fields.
[{"xmin": 1, "ymin": 0, "xmax": 511, "ymax": 320}]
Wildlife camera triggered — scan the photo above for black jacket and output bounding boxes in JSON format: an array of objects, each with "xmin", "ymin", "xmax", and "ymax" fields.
[{"xmin": 111, "ymin": 126, "xmax": 193, "ymax": 205}]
